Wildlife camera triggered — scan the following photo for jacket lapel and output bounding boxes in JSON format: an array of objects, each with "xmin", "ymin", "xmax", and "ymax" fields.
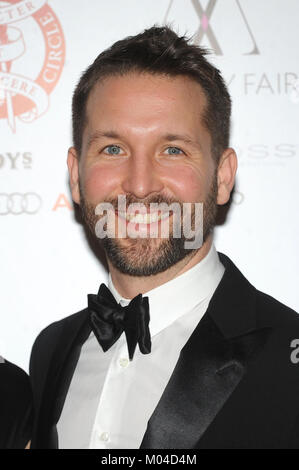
[{"xmin": 140, "ymin": 252, "xmax": 273, "ymax": 449}]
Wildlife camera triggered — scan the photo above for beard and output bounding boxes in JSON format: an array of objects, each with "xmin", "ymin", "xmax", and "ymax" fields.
[{"xmin": 79, "ymin": 172, "xmax": 218, "ymax": 277}]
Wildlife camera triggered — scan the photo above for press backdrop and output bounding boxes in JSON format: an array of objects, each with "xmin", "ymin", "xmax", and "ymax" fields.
[{"xmin": 1, "ymin": 0, "xmax": 298, "ymax": 372}]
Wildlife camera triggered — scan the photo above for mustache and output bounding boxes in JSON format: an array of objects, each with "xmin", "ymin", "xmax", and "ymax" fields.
[
  {"xmin": 78, "ymin": 182, "xmax": 182, "ymax": 210},
  {"xmin": 106, "ymin": 194, "xmax": 182, "ymax": 210}
]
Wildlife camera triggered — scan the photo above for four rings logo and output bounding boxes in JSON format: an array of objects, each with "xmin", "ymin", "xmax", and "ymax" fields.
[
  {"xmin": 164, "ymin": 0, "xmax": 259, "ymax": 55},
  {"xmin": 0, "ymin": 0, "xmax": 65, "ymax": 132},
  {"xmin": 0, "ymin": 192, "xmax": 42, "ymax": 214}
]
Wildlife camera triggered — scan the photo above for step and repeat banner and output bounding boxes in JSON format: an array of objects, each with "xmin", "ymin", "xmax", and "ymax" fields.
[{"xmin": 1, "ymin": 0, "xmax": 299, "ymax": 372}]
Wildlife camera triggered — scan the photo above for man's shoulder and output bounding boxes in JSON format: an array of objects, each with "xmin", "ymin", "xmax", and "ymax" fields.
[
  {"xmin": 219, "ymin": 250, "xmax": 299, "ymax": 330},
  {"xmin": 33, "ymin": 308, "xmax": 88, "ymax": 344},
  {"xmin": 255, "ymin": 287, "xmax": 299, "ymax": 330},
  {"xmin": 29, "ymin": 308, "xmax": 88, "ymax": 376}
]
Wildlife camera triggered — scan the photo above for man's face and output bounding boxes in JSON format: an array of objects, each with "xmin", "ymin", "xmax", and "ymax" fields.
[{"xmin": 69, "ymin": 72, "xmax": 221, "ymax": 276}]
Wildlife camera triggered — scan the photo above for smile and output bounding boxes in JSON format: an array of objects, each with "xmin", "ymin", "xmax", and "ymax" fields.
[{"xmin": 116, "ymin": 210, "xmax": 171, "ymax": 225}]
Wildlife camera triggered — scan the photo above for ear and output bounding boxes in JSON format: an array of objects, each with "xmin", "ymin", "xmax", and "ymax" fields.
[
  {"xmin": 217, "ymin": 148, "xmax": 238, "ymax": 205},
  {"xmin": 67, "ymin": 147, "xmax": 80, "ymax": 204}
]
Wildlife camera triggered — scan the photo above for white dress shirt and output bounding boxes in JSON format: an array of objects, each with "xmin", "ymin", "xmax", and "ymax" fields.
[{"xmin": 57, "ymin": 242, "xmax": 225, "ymax": 449}]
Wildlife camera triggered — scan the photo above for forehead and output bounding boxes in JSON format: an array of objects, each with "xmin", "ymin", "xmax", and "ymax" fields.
[{"xmin": 84, "ymin": 72, "xmax": 208, "ymax": 138}]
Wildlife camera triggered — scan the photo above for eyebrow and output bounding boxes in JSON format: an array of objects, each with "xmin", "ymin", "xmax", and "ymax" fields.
[
  {"xmin": 87, "ymin": 130, "xmax": 201, "ymax": 150},
  {"xmin": 162, "ymin": 133, "xmax": 201, "ymax": 149},
  {"xmin": 87, "ymin": 130, "xmax": 120, "ymax": 149}
]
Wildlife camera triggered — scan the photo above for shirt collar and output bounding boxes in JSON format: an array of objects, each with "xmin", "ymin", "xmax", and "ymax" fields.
[{"xmin": 107, "ymin": 242, "xmax": 225, "ymax": 337}]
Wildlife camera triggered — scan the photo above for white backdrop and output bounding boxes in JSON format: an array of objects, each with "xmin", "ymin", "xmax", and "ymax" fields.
[{"xmin": 1, "ymin": 0, "xmax": 298, "ymax": 372}]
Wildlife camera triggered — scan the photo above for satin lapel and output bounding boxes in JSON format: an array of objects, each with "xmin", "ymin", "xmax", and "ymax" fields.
[
  {"xmin": 33, "ymin": 309, "xmax": 91, "ymax": 449},
  {"xmin": 140, "ymin": 252, "xmax": 273, "ymax": 449},
  {"xmin": 140, "ymin": 314, "xmax": 271, "ymax": 449}
]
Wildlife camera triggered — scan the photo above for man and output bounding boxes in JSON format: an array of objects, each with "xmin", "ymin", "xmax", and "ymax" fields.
[{"xmin": 29, "ymin": 26, "xmax": 299, "ymax": 449}]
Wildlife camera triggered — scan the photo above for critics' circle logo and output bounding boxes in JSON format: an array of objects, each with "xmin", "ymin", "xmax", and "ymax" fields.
[{"xmin": 0, "ymin": 0, "xmax": 65, "ymax": 132}]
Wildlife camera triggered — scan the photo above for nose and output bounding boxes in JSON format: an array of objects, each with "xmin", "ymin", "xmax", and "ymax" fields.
[{"xmin": 121, "ymin": 153, "xmax": 164, "ymax": 200}]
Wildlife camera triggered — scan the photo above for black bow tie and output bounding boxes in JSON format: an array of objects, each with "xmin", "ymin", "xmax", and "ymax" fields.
[{"xmin": 88, "ymin": 283, "xmax": 151, "ymax": 361}]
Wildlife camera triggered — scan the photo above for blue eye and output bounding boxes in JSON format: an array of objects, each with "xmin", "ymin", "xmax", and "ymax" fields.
[
  {"xmin": 103, "ymin": 145, "xmax": 122, "ymax": 155},
  {"xmin": 166, "ymin": 147, "xmax": 183, "ymax": 155}
]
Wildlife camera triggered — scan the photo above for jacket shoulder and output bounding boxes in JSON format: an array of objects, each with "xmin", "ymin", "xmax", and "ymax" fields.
[
  {"xmin": 255, "ymin": 288, "xmax": 299, "ymax": 330},
  {"xmin": 29, "ymin": 308, "xmax": 88, "ymax": 377}
]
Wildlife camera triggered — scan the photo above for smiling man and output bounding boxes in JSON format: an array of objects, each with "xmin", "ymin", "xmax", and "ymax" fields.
[
  {"xmin": 71, "ymin": 70, "xmax": 230, "ymax": 291},
  {"xmin": 29, "ymin": 26, "xmax": 299, "ymax": 449}
]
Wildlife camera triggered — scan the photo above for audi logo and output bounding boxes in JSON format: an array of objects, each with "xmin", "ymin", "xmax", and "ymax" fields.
[{"xmin": 0, "ymin": 193, "xmax": 42, "ymax": 215}]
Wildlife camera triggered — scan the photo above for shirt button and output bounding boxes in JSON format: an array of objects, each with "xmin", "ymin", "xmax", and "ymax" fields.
[
  {"xmin": 119, "ymin": 357, "xmax": 129, "ymax": 368},
  {"xmin": 99, "ymin": 431, "xmax": 110, "ymax": 442}
]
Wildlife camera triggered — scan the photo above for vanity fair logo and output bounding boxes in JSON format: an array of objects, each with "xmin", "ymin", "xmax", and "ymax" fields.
[
  {"xmin": 0, "ymin": 0, "xmax": 65, "ymax": 132},
  {"xmin": 164, "ymin": 0, "xmax": 259, "ymax": 55}
]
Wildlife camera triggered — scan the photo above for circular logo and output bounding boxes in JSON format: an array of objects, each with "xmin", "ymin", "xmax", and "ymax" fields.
[
  {"xmin": 0, "ymin": 192, "xmax": 42, "ymax": 214},
  {"xmin": 0, "ymin": 0, "xmax": 65, "ymax": 132}
]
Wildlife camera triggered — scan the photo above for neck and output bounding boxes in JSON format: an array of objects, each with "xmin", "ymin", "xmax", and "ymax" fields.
[{"xmin": 106, "ymin": 234, "xmax": 213, "ymax": 299}]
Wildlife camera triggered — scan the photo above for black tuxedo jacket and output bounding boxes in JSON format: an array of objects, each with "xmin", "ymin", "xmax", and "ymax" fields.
[
  {"xmin": 0, "ymin": 359, "xmax": 33, "ymax": 449},
  {"xmin": 29, "ymin": 252, "xmax": 299, "ymax": 449}
]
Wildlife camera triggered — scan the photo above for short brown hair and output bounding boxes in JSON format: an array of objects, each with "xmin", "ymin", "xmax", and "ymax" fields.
[{"xmin": 72, "ymin": 25, "xmax": 231, "ymax": 163}]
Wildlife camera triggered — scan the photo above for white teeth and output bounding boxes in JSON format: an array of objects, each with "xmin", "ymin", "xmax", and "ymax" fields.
[
  {"xmin": 118, "ymin": 211, "xmax": 170, "ymax": 224},
  {"xmin": 128, "ymin": 212, "xmax": 159, "ymax": 224}
]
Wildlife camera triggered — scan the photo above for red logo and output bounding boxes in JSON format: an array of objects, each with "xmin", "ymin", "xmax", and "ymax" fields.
[{"xmin": 0, "ymin": 0, "xmax": 65, "ymax": 132}]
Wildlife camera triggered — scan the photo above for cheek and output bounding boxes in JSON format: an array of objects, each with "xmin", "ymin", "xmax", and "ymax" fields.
[
  {"xmin": 166, "ymin": 164, "xmax": 209, "ymax": 203},
  {"xmin": 81, "ymin": 165, "xmax": 118, "ymax": 203}
]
